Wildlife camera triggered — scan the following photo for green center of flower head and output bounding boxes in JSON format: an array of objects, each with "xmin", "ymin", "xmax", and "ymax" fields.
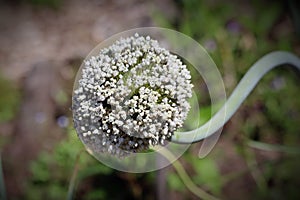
[{"xmin": 73, "ymin": 33, "xmax": 193, "ymax": 157}]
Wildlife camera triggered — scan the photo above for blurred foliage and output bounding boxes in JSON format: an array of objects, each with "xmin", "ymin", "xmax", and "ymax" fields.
[
  {"xmin": 25, "ymin": 128, "xmax": 113, "ymax": 200},
  {"xmin": 190, "ymin": 156, "xmax": 222, "ymax": 195},
  {"xmin": 27, "ymin": 129, "xmax": 86, "ymax": 199},
  {"xmin": 167, "ymin": 154, "xmax": 222, "ymax": 195},
  {"xmin": 263, "ymin": 156, "xmax": 300, "ymax": 200},
  {"xmin": 0, "ymin": 75, "xmax": 20, "ymax": 123},
  {"xmin": 24, "ymin": 0, "xmax": 63, "ymax": 8},
  {"xmin": 25, "ymin": 127, "xmax": 155, "ymax": 200}
]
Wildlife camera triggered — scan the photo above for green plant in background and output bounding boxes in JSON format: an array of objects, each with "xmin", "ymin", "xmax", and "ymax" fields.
[
  {"xmin": 0, "ymin": 75, "xmax": 20, "ymax": 123},
  {"xmin": 25, "ymin": 127, "xmax": 114, "ymax": 200},
  {"xmin": 25, "ymin": 127, "xmax": 157, "ymax": 200},
  {"xmin": 167, "ymin": 154, "xmax": 222, "ymax": 196}
]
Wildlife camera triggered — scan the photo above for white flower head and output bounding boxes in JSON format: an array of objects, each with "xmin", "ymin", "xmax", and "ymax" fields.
[{"xmin": 73, "ymin": 33, "xmax": 193, "ymax": 157}]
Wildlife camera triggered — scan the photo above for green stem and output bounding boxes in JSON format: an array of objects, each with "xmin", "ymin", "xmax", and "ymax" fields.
[
  {"xmin": 157, "ymin": 147, "xmax": 220, "ymax": 200},
  {"xmin": 247, "ymin": 140, "xmax": 300, "ymax": 154},
  {"xmin": 172, "ymin": 51, "xmax": 300, "ymax": 143},
  {"xmin": 243, "ymin": 147, "xmax": 268, "ymax": 194},
  {"xmin": 67, "ymin": 149, "xmax": 85, "ymax": 200}
]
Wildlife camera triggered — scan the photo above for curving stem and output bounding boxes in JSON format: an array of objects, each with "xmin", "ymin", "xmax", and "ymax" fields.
[{"xmin": 172, "ymin": 51, "xmax": 300, "ymax": 143}]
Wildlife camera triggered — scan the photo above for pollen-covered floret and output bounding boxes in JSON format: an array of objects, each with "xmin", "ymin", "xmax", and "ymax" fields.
[{"xmin": 72, "ymin": 33, "xmax": 193, "ymax": 157}]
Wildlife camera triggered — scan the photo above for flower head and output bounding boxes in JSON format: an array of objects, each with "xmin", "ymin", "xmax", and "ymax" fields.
[{"xmin": 73, "ymin": 33, "xmax": 193, "ymax": 157}]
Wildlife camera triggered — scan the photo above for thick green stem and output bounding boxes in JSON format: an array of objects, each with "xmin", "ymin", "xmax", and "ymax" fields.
[{"xmin": 172, "ymin": 51, "xmax": 300, "ymax": 143}]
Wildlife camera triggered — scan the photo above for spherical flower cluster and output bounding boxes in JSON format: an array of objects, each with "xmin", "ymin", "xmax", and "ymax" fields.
[{"xmin": 73, "ymin": 33, "xmax": 193, "ymax": 157}]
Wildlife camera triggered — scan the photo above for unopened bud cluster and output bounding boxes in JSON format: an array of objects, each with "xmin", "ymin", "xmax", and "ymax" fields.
[{"xmin": 73, "ymin": 33, "xmax": 193, "ymax": 157}]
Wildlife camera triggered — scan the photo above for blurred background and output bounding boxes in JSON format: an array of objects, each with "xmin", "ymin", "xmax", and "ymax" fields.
[{"xmin": 0, "ymin": 0, "xmax": 300, "ymax": 199}]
